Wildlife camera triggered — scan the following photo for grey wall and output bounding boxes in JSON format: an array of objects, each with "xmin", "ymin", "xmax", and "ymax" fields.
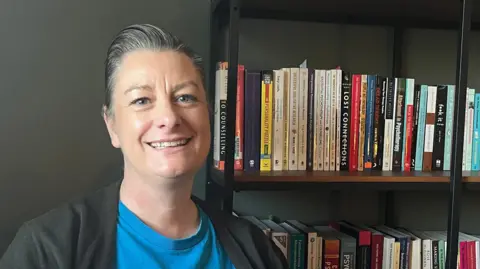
[
  {"xmin": 231, "ymin": 19, "xmax": 480, "ymax": 233},
  {"xmin": 0, "ymin": 0, "xmax": 210, "ymax": 253}
]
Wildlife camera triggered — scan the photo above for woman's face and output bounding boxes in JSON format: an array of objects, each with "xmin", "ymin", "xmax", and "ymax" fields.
[{"xmin": 104, "ymin": 49, "xmax": 210, "ymax": 181}]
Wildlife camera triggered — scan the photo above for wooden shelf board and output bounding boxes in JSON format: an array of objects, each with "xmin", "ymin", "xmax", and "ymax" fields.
[{"xmin": 233, "ymin": 170, "xmax": 452, "ymax": 183}]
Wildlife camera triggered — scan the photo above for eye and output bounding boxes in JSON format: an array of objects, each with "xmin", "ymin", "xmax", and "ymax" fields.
[
  {"xmin": 175, "ymin": 94, "xmax": 198, "ymax": 104},
  {"xmin": 130, "ymin": 97, "xmax": 151, "ymax": 106}
]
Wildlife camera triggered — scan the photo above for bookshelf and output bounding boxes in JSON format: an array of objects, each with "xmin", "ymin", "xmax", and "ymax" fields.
[{"xmin": 206, "ymin": 0, "xmax": 476, "ymax": 269}]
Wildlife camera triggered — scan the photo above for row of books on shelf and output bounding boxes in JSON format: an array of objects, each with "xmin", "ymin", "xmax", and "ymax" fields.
[
  {"xmin": 213, "ymin": 61, "xmax": 480, "ymax": 173},
  {"xmin": 235, "ymin": 213, "xmax": 479, "ymax": 269}
]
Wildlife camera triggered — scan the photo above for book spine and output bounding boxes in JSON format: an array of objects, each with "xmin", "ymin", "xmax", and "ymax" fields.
[
  {"xmin": 330, "ymin": 70, "xmax": 337, "ymax": 171},
  {"xmin": 393, "ymin": 78, "xmax": 405, "ymax": 171},
  {"xmin": 336, "ymin": 69, "xmax": 342, "ymax": 171},
  {"xmin": 373, "ymin": 76, "xmax": 384, "ymax": 170},
  {"xmin": 465, "ymin": 88, "xmax": 475, "ymax": 171},
  {"xmin": 402, "ymin": 78, "xmax": 415, "ymax": 171},
  {"xmin": 444, "ymin": 85, "xmax": 455, "ymax": 170},
  {"xmin": 298, "ymin": 68, "xmax": 309, "ymax": 170},
  {"xmin": 316, "ymin": 70, "xmax": 326, "ymax": 171},
  {"xmin": 289, "ymin": 68, "xmax": 299, "ymax": 170},
  {"xmin": 472, "ymin": 93, "xmax": 480, "ymax": 171},
  {"xmin": 349, "ymin": 74, "xmax": 361, "ymax": 171},
  {"xmin": 415, "ymin": 85, "xmax": 428, "ymax": 171},
  {"xmin": 382, "ymin": 77, "xmax": 396, "ymax": 171},
  {"xmin": 432, "ymin": 85, "xmax": 448, "ymax": 170},
  {"xmin": 340, "ymin": 72, "xmax": 352, "ymax": 171},
  {"xmin": 260, "ymin": 70, "xmax": 273, "ymax": 171},
  {"xmin": 234, "ymin": 65, "xmax": 245, "ymax": 170},
  {"xmin": 364, "ymin": 75, "xmax": 376, "ymax": 170},
  {"xmin": 306, "ymin": 69, "xmax": 315, "ymax": 171},
  {"xmin": 432, "ymin": 240, "xmax": 439, "ymax": 269},
  {"xmin": 214, "ymin": 62, "xmax": 228, "ymax": 170},
  {"xmin": 423, "ymin": 86, "xmax": 437, "ymax": 172},
  {"xmin": 318, "ymin": 70, "xmax": 326, "ymax": 171},
  {"xmin": 371, "ymin": 235, "xmax": 384, "ymax": 269},
  {"xmin": 324, "ymin": 239, "xmax": 340, "ymax": 269},
  {"xmin": 358, "ymin": 74, "xmax": 368, "ymax": 171},
  {"xmin": 244, "ymin": 70, "xmax": 261, "ymax": 171},
  {"xmin": 324, "ymin": 70, "xmax": 331, "ymax": 170},
  {"xmin": 273, "ymin": 70, "xmax": 284, "ymax": 171},
  {"xmin": 282, "ymin": 68, "xmax": 290, "ymax": 170},
  {"xmin": 411, "ymin": 84, "xmax": 421, "ymax": 170}
]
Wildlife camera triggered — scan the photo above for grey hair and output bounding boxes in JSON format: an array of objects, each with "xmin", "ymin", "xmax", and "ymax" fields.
[{"xmin": 103, "ymin": 24, "xmax": 204, "ymax": 116}]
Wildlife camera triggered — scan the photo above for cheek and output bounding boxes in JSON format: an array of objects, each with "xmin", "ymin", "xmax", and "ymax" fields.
[{"xmin": 118, "ymin": 113, "xmax": 152, "ymax": 142}]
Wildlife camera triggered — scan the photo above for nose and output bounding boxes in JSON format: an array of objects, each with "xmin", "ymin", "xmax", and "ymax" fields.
[{"xmin": 152, "ymin": 100, "xmax": 182, "ymax": 129}]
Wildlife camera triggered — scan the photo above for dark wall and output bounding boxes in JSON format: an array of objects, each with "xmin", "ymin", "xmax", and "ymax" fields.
[{"xmin": 0, "ymin": 0, "xmax": 210, "ymax": 253}]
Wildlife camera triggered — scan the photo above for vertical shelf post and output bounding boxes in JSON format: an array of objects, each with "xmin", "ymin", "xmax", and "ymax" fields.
[
  {"xmin": 222, "ymin": 0, "xmax": 241, "ymax": 213},
  {"xmin": 382, "ymin": 26, "xmax": 403, "ymax": 226},
  {"xmin": 446, "ymin": 0, "xmax": 472, "ymax": 268},
  {"xmin": 206, "ymin": 1, "xmax": 222, "ymax": 209}
]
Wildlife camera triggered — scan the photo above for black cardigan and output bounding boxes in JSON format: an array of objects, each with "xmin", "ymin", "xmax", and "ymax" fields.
[{"xmin": 0, "ymin": 180, "xmax": 288, "ymax": 269}]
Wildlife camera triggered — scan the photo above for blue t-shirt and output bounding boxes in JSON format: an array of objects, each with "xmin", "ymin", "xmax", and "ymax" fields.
[{"xmin": 116, "ymin": 201, "xmax": 236, "ymax": 268}]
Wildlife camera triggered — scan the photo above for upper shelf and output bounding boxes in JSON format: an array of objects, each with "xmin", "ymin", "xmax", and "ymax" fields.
[
  {"xmin": 212, "ymin": 0, "xmax": 480, "ymax": 30},
  {"xmin": 210, "ymin": 168, "xmax": 480, "ymax": 191}
]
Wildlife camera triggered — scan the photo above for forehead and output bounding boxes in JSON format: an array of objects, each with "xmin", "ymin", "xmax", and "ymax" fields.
[{"xmin": 114, "ymin": 49, "xmax": 200, "ymax": 90}]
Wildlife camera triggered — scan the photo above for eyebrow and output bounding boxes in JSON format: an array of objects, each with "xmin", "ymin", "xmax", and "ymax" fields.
[
  {"xmin": 124, "ymin": 84, "xmax": 153, "ymax": 95},
  {"xmin": 123, "ymin": 81, "xmax": 199, "ymax": 95},
  {"xmin": 171, "ymin": 80, "xmax": 199, "ymax": 93}
]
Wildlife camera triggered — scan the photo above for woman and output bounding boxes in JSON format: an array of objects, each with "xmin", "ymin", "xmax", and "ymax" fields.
[{"xmin": 0, "ymin": 24, "xmax": 288, "ymax": 269}]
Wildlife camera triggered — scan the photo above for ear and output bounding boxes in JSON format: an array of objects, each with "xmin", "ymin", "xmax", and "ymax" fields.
[{"xmin": 103, "ymin": 106, "xmax": 121, "ymax": 148}]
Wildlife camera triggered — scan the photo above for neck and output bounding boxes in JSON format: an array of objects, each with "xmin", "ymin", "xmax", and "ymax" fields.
[{"xmin": 119, "ymin": 166, "xmax": 199, "ymax": 239}]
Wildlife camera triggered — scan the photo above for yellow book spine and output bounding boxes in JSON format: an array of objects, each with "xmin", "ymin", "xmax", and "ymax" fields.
[{"xmin": 260, "ymin": 71, "xmax": 273, "ymax": 171}]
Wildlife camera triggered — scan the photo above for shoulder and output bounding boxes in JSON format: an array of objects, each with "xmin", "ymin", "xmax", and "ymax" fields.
[
  {"xmin": 193, "ymin": 197, "xmax": 288, "ymax": 269},
  {"xmin": 26, "ymin": 180, "xmax": 119, "ymax": 234},
  {"xmin": 0, "ymin": 180, "xmax": 120, "ymax": 268}
]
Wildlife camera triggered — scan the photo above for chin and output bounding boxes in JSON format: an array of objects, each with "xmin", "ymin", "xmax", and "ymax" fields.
[{"xmin": 147, "ymin": 159, "xmax": 198, "ymax": 180}]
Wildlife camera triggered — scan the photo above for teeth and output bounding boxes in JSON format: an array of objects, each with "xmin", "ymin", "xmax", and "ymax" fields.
[{"xmin": 149, "ymin": 139, "xmax": 189, "ymax": 149}]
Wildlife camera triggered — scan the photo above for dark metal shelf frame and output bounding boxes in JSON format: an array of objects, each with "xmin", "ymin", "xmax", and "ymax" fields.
[{"xmin": 206, "ymin": 1, "xmax": 473, "ymax": 269}]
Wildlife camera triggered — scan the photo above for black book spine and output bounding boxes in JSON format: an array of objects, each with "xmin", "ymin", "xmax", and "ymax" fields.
[
  {"xmin": 372, "ymin": 76, "xmax": 384, "ymax": 170},
  {"xmin": 306, "ymin": 69, "xmax": 315, "ymax": 171},
  {"xmin": 244, "ymin": 70, "xmax": 261, "ymax": 171},
  {"xmin": 340, "ymin": 72, "xmax": 352, "ymax": 170},
  {"xmin": 432, "ymin": 85, "xmax": 447, "ymax": 170},
  {"xmin": 392, "ymin": 78, "xmax": 405, "ymax": 171},
  {"xmin": 410, "ymin": 84, "xmax": 421, "ymax": 169}
]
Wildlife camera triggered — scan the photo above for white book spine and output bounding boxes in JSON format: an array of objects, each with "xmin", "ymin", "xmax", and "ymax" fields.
[
  {"xmin": 465, "ymin": 88, "xmax": 475, "ymax": 171},
  {"xmin": 288, "ymin": 68, "xmax": 300, "ymax": 170},
  {"xmin": 424, "ymin": 86, "xmax": 438, "ymax": 168},
  {"xmin": 313, "ymin": 70, "xmax": 321, "ymax": 170},
  {"xmin": 298, "ymin": 68, "xmax": 309, "ymax": 170},
  {"xmin": 383, "ymin": 78, "xmax": 397, "ymax": 171},
  {"xmin": 324, "ymin": 70, "xmax": 331, "ymax": 170},
  {"xmin": 282, "ymin": 68, "xmax": 290, "ymax": 170},
  {"xmin": 330, "ymin": 70, "xmax": 337, "ymax": 171},
  {"xmin": 318, "ymin": 70, "xmax": 326, "ymax": 171}
]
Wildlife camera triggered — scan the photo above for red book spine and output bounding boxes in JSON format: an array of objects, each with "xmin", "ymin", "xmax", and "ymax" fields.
[
  {"xmin": 234, "ymin": 65, "xmax": 245, "ymax": 170},
  {"xmin": 349, "ymin": 75, "xmax": 361, "ymax": 171},
  {"xmin": 460, "ymin": 241, "xmax": 468, "ymax": 269},
  {"xmin": 467, "ymin": 241, "xmax": 476, "ymax": 269},
  {"xmin": 404, "ymin": 104, "xmax": 414, "ymax": 171},
  {"xmin": 370, "ymin": 234, "xmax": 384, "ymax": 269},
  {"xmin": 324, "ymin": 239, "xmax": 340, "ymax": 269}
]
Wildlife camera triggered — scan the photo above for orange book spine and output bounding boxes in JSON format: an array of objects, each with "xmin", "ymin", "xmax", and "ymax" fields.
[{"xmin": 234, "ymin": 65, "xmax": 245, "ymax": 170}]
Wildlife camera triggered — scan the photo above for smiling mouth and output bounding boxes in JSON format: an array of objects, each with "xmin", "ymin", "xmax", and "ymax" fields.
[{"xmin": 146, "ymin": 138, "xmax": 192, "ymax": 149}]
